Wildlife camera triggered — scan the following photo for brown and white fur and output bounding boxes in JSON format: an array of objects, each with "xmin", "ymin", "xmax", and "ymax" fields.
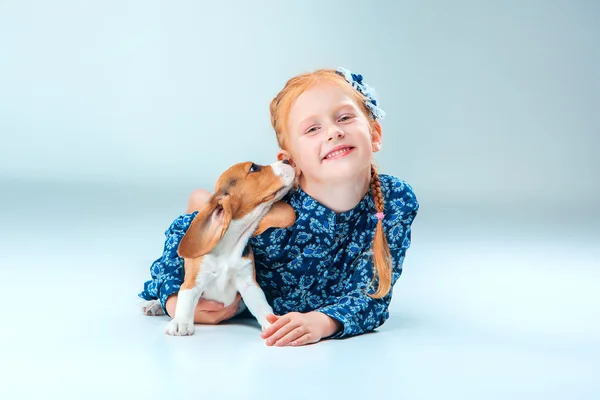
[{"xmin": 144, "ymin": 160, "xmax": 296, "ymax": 336}]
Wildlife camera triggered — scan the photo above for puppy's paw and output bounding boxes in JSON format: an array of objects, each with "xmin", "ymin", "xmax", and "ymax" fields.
[
  {"xmin": 165, "ymin": 319, "xmax": 195, "ymax": 336},
  {"xmin": 142, "ymin": 300, "xmax": 165, "ymax": 316},
  {"xmin": 260, "ymin": 320, "xmax": 272, "ymax": 332}
]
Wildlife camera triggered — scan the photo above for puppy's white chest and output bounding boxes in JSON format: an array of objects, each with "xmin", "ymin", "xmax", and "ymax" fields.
[{"xmin": 197, "ymin": 255, "xmax": 250, "ymax": 306}]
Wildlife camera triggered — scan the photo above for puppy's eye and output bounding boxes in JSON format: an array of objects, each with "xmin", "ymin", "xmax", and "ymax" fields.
[{"xmin": 249, "ymin": 163, "xmax": 262, "ymax": 173}]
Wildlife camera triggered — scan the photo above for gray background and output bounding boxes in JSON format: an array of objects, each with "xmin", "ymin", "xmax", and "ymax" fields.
[
  {"xmin": 1, "ymin": 1, "xmax": 598, "ymax": 399},
  {"xmin": 1, "ymin": 0, "xmax": 598, "ymax": 213}
]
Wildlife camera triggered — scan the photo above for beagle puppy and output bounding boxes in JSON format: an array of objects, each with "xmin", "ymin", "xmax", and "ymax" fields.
[{"xmin": 146, "ymin": 160, "xmax": 296, "ymax": 336}]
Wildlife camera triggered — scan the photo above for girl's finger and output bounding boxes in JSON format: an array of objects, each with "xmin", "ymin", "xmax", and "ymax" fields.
[
  {"xmin": 193, "ymin": 310, "xmax": 219, "ymax": 324},
  {"xmin": 275, "ymin": 326, "xmax": 306, "ymax": 347},
  {"xmin": 197, "ymin": 299, "xmax": 224, "ymax": 311},
  {"xmin": 267, "ymin": 320, "xmax": 298, "ymax": 346},
  {"xmin": 266, "ymin": 321, "xmax": 299, "ymax": 346},
  {"xmin": 290, "ymin": 333, "xmax": 313, "ymax": 347},
  {"xmin": 224, "ymin": 303, "xmax": 241, "ymax": 319},
  {"xmin": 262, "ymin": 315, "xmax": 293, "ymax": 341},
  {"xmin": 266, "ymin": 313, "xmax": 279, "ymax": 324}
]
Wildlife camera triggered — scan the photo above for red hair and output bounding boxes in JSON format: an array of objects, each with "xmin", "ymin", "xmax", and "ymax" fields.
[{"xmin": 269, "ymin": 69, "xmax": 392, "ymax": 299}]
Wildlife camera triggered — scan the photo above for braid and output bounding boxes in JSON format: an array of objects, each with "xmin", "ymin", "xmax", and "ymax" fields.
[
  {"xmin": 370, "ymin": 165, "xmax": 385, "ymax": 214},
  {"xmin": 368, "ymin": 164, "xmax": 393, "ymax": 299}
]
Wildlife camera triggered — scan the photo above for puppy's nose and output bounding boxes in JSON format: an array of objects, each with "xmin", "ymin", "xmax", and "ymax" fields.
[{"xmin": 282, "ymin": 159, "xmax": 291, "ymax": 165}]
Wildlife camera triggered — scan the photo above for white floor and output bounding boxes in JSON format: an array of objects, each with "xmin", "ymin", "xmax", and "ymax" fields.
[{"xmin": 1, "ymin": 179, "xmax": 599, "ymax": 399}]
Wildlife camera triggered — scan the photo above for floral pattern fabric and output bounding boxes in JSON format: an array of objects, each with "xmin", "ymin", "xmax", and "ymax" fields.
[{"xmin": 138, "ymin": 173, "xmax": 419, "ymax": 339}]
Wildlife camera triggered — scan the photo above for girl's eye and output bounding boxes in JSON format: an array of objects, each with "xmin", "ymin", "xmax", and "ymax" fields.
[
  {"xmin": 339, "ymin": 115, "xmax": 353, "ymax": 122},
  {"xmin": 305, "ymin": 126, "xmax": 319, "ymax": 134}
]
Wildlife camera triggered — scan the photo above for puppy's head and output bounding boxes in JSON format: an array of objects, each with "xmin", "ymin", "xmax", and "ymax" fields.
[
  {"xmin": 213, "ymin": 159, "xmax": 296, "ymax": 215},
  {"xmin": 178, "ymin": 160, "xmax": 296, "ymax": 259}
]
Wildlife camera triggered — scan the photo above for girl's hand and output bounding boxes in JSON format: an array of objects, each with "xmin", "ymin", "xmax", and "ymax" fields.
[
  {"xmin": 261, "ymin": 311, "xmax": 342, "ymax": 347},
  {"xmin": 165, "ymin": 293, "xmax": 241, "ymax": 324}
]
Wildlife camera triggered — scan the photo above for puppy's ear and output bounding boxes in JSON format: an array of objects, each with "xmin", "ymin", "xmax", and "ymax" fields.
[
  {"xmin": 178, "ymin": 194, "xmax": 233, "ymax": 259},
  {"xmin": 252, "ymin": 201, "xmax": 296, "ymax": 236}
]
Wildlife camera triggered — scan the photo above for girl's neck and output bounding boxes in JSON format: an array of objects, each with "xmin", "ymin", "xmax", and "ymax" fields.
[{"xmin": 298, "ymin": 168, "xmax": 371, "ymax": 214}]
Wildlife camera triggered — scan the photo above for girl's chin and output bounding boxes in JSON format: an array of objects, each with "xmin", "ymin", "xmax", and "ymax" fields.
[{"xmin": 324, "ymin": 163, "xmax": 371, "ymax": 180}]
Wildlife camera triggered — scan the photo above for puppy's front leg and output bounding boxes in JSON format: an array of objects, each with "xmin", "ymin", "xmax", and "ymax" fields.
[
  {"xmin": 165, "ymin": 257, "xmax": 205, "ymax": 336},
  {"xmin": 234, "ymin": 265, "xmax": 274, "ymax": 331},
  {"xmin": 165, "ymin": 287, "xmax": 202, "ymax": 336}
]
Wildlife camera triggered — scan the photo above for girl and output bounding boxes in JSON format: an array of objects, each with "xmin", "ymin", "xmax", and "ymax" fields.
[{"xmin": 139, "ymin": 67, "xmax": 419, "ymax": 347}]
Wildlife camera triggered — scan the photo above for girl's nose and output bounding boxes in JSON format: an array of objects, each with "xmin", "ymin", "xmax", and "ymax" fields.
[{"xmin": 327, "ymin": 126, "xmax": 345, "ymax": 141}]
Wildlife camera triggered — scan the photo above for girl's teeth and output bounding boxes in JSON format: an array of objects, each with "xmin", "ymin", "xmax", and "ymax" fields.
[{"xmin": 327, "ymin": 148, "xmax": 350, "ymax": 159}]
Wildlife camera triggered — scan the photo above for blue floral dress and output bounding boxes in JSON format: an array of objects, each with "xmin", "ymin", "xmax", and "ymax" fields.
[{"xmin": 139, "ymin": 173, "xmax": 419, "ymax": 339}]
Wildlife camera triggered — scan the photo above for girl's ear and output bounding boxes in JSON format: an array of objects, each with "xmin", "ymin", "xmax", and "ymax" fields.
[
  {"xmin": 277, "ymin": 149, "xmax": 291, "ymax": 162},
  {"xmin": 277, "ymin": 149, "xmax": 301, "ymax": 187},
  {"xmin": 371, "ymin": 121, "xmax": 383, "ymax": 152},
  {"xmin": 277, "ymin": 149, "xmax": 297, "ymax": 168}
]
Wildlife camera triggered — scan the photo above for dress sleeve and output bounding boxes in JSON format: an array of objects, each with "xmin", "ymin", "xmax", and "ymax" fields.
[
  {"xmin": 138, "ymin": 212, "xmax": 197, "ymax": 316},
  {"xmin": 317, "ymin": 181, "xmax": 419, "ymax": 338}
]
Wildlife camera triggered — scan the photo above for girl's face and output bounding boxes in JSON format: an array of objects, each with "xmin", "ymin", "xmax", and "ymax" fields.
[{"xmin": 279, "ymin": 81, "xmax": 382, "ymax": 186}]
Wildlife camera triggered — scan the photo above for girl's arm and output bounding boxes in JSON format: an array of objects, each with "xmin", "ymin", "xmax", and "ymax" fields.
[
  {"xmin": 317, "ymin": 197, "xmax": 419, "ymax": 338},
  {"xmin": 138, "ymin": 212, "xmax": 195, "ymax": 315},
  {"xmin": 166, "ymin": 293, "xmax": 241, "ymax": 324},
  {"xmin": 316, "ymin": 244, "xmax": 410, "ymax": 338}
]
